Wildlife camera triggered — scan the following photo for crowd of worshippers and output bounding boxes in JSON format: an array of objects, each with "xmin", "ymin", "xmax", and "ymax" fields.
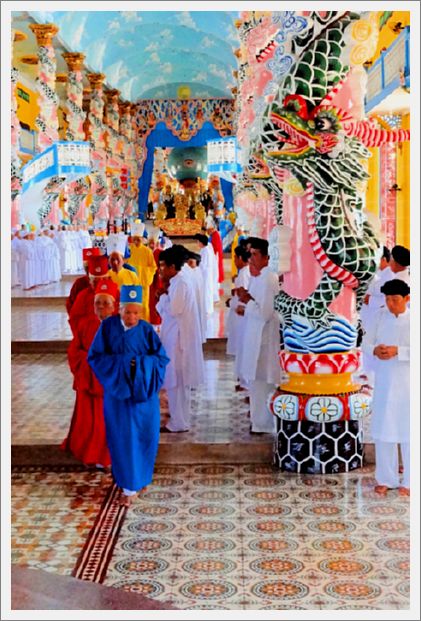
[
  {"xmin": 61, "ymin": 224, "xmax": 226, "ymax": 506},
  {"xmin": 61, "ymin": 228, "xmax": 411, "ymax": 505},
  {"xmin": 11, "ymin": 224, "xmax": 92, "ymax": 290}
]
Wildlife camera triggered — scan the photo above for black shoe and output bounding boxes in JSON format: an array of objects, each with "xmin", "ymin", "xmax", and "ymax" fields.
[{"xmin": 160, "ymin": 426, "xmax": 189, "ymax": 433}]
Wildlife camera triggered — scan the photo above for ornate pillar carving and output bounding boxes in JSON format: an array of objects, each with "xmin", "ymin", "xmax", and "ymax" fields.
[
  {"xmin": 28, "ymin": 24, "xmax": 67, "ymax": 225},
  {"xmin": 117, "ymin": 101, "xmax": 135, "ymax": 220},
  {"xmin": 105, "ymin": 89, "xmax": 123, "ymax": 223},
  {"xmin": 11, "ymin": 30, "xmax": 23, "ymax": 227},
  {"xmin": 28, "ymin": 23, "xmax": 60, "ymax": 151},
  {"xmin": 87, "ymin": 73, "xmax": 108, "ymax": 226},
  {"xmin": 62, "ymin": 52, "xmax": 86, "ymax": 141},
  {"xmin": 62, "ymin": 52, "xmax": 89, "ymax": 223}
]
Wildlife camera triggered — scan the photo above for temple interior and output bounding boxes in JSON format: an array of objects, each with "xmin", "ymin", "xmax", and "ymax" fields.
[{"xmin": 5, "ymin": 6, "xmax": 417, "ymax": 618}]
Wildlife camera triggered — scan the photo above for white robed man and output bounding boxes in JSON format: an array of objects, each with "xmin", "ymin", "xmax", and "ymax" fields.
[
  {"xmin": 17, "ymin": 231, "xmax": 37, "ymax": 289},
  {"xmin": 362, "ymin": 278, "xmax": 410, "ymax": 496},
  {"xmin": 194, "ymin": 233, "xmax": 217, "ymax": 316},
  {"xmin": 11, "ymin": 230, "xmax": 21, "ymax": 287},
  {"xmin": 186, "ymin": 250, "xmax": 207, "ymax": 344},
  {"xmin": 172, "ymin": 245, "xmax": 207, "ymax": 344},
  {"xmin": 226, "ymin": 245, "xmax": 251, "ymax": 389},
  {"xmin": 157, "ymin": 247, "xmax": 205, "ymax": 433},
  {"xmin": 237, "ymin": 238, "xmax": 280, "ymax": 434},
  {"xmin": 361, "ymin": 245, "xmax": 410, "ymax": 329}
]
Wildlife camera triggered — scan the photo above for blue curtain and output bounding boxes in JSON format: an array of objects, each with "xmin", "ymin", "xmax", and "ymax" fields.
[{"xmin": 137, "ymin": 121, "xmax": 233, "ymax": 219}]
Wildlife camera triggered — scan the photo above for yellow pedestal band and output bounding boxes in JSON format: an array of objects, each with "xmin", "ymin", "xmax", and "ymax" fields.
[{"xmin": 281, "ymin": 372, "xmax": 361, "ymax": 395}]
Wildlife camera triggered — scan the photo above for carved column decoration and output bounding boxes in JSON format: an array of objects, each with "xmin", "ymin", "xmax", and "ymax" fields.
[
  {"xmin": 11, "ymin": 30, "xmax": 23, "ymax": 227},
  {"xmin": 28, "ymin": 23, "xmax": 60, "ymax": 151},
  {"xmin": 87, "ymin": 73, "xmax": 108, "ymax": 224},
  {"xmin": 118, "ymin": 101, "xmax": 136, "ymax": 219},
  {"xmin": 62, "ymin": 52, "xmax": 89, "ymax": 223}
]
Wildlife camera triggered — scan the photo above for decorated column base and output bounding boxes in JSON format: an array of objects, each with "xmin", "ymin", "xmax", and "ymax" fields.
[
  {"xmin": 274, "ymin": 419, "xmax": 363, "ymax": 474},
  {"xmin": 269, "ymin": 351, "xmax": 371, "ymax": 474}
]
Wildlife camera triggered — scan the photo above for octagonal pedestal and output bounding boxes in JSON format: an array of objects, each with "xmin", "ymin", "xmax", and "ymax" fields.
[{"xmin": 274, "ymin": 419, "xmax": 363, "ymax": 474}]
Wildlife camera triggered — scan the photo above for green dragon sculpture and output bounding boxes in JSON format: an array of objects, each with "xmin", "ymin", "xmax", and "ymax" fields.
[{"xmin": 248, "ymin": 11, "xmax": 410, "ymax": 348}]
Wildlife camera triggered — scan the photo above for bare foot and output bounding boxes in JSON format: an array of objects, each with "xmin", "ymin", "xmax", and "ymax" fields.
[
  {"xmin": 374, "ymin": 485, "xmax": 389, "ymax": 495},
  {"xmin": 398, "ymin": 487, "xmax": 410, "ymax": 497},
  {"xmin": 119, "ymin": 495, "xmax": 133, "ymax": 508}
]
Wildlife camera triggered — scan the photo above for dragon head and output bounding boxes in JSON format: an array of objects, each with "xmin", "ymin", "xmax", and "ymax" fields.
[{"xmin": 263, "ymin": 95, "xmax": 346, "ymax": 160}]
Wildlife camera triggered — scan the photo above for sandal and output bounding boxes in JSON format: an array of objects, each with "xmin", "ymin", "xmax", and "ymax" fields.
[
  {"xmin": 398, "ymin": 487, "xmax": 410, "ymax": 497},
  {"xmin": 374, "ymin": 485, "xmax": 389, "ymax": 495}
]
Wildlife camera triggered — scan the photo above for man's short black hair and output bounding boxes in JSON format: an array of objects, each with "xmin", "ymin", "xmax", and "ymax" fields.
[
  {"xmin": 187, "ymin": 250, "xmax": 201, "ymax": 265},
  {"xmin": 194, "ymin": 233, "xmax": 209, "ymax": 246},
  {"xmin": 159, "ymin": 248, "xmax": 184, "ymax": 271},
  {"xmin": 382, "ymin": 246, "xmax": 391, "ymax": 262},
  {"xmin": 391, "ymin": 245, "xmax": 410, "ymax": 267},
  {"xmin": 234, "ymin": 245, "xmax": 251, "ymax": 262},
  {"xmin": 380, "ymin": 278, "xmax": 410, "ymax": 297},
  {"xmin": 171, "ymin": 244, "xmax": 190, "ymax": 262},
  {"xmin": 249, "ymin": 237, "xmax": 269, "ymax": 257}
]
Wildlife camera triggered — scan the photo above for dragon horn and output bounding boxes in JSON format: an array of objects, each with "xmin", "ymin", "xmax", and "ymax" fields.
[{"xmin": 342, "ymin": 120, "xmax": 410, "ymax": 146}]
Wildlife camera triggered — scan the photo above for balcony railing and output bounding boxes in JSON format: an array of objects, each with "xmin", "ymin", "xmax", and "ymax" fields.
[{"xmin": 365, "ymin": 26, "xmax": 410, "ymax": 113}]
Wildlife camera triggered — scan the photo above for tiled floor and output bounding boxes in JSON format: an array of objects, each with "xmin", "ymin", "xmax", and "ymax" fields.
[
  {"xmin": 11, "ymin": 467, "xmax": 109, "ymax": 575},
  {"xmin": 10, "ymin": 260, "xmax": 409, "ymax": 611},
  {"xmin": 11, "ymin": 464, "xmax": 410, "ymax": 610},
  {"xmin": 11, "ymin": 354, "xmax": 268, "ymax": 447},
  {"xmin": 11, "ymin": 280, "xmax": 75, "ymax": 298},
  {"xmin": 11, "ymin": 304, "xmax": 73, "ymax": 341}
]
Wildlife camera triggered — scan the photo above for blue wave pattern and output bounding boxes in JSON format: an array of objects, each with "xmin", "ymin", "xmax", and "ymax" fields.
[{"xmin": 284, "ymin": 315, "xmax": 358, "ymax": 354}]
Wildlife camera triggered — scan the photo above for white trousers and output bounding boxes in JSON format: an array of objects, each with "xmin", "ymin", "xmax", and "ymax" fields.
[
  {"xmin": 249, "ymin": 380, "xmax": 276, "ymax": 433},
  {"xmin": 166, "ymin": 383, "xmax": 191, "ymax": 432},
  {"xmin": 375, "ymin": 441, "xmax": 410, "ymax": 488}
]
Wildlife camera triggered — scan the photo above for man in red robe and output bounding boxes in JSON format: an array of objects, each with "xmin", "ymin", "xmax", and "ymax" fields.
[
  {"xmin": 148, "ymin": 237, "xmax": 164, "ymax": 325},
  {"xmin": 62, "ymin": 279, "xmax": 119, "ymax": 468},
  {"xmin": 69, "ymin": 255, "xmax": 119, "ymax": 334},
  {"xmin": 207, "ymin": 224, "xmax": 224, "ymax": 284},
  {"xmin": 66, "ymin": 247, "xmax": 101, "ymax": 314}
]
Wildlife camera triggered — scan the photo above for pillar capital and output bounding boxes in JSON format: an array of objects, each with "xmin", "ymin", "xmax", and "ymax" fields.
[
  {"xmin": 105, "ymin": 89, "xmax": 120, "ymax": 102},
  {"xmin": 62, "ymin": 52, "xmax": 85, "ymax": 72},
  {"xmin": 119, "ymin": 101, "xmax": 132, "ymax": 115},
  {"xmin": 29, "ymin": 23, "xmax": 59, "ymax": 47},
  {"xmin": 87, "ymin": 73, "xmax": 106, "ymax": 89}
]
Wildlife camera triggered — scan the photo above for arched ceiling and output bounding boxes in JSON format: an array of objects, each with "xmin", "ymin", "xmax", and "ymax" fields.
[{"xmin": 21, "ymin": 10, "xmax": 240, "ymax": 101}]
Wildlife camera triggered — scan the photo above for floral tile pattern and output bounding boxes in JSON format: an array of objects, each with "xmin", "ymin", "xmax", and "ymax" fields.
[
  {"xmin": 11, "ymin": 466, "xmax": 110, "ymax": 576},
  {"xmin": 103, "ymin": 464, "xmax": 410, "ymax": 610},
  {"xmin": 11, "ymin": 355, "xmax": 268, "ymax": 447}
]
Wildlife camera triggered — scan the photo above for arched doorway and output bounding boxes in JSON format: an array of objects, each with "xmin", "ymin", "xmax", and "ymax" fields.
[{"xmin": 137, "ymin": 121, "xmax": 233, "ymax": 219}]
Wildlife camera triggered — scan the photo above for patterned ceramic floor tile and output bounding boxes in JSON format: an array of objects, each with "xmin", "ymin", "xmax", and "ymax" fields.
[
  {"xmin": 102, "ymin": 464, "xmax": 410, "ymax": 610},
  {"xmin": 12, "ymin": 354, "xmax": 268, "ymax": 446},
  {"xmin": 11, "ymin": 467, "xmax": 110, "ymax": 575}
]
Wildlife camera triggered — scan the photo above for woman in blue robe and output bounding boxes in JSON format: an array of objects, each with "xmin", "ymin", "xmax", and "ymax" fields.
[{"xmin": 88, "ymin": 285, "xmax": 169, "ymax": 506}]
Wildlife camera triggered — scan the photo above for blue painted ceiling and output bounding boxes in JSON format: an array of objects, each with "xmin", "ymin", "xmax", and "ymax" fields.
[{"xmin": 28, "ymin": 10, "xmax": 240, "ymax": 101}]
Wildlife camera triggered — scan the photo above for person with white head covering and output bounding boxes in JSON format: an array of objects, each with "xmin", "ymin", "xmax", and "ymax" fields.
[
  {"xmin": 126, "ymin": 222, "xmax": 157, "ymax": 322},
  {"xmin": 11, "ymin": 230, "xmax": 21, "ymax": 287},
  {"xmin": 17, "ymin": 230, "xmax": 37, "ymax": 290}
]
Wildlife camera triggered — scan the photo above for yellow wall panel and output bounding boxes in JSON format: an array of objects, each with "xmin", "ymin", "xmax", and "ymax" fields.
[
  {"xmin": 16, "ymin": 82, "xmax": 39, "ymax": 131},
  {"xmin": 365, "ymin": 147, "xmax": 380, "ymax": 218},
  {"xmin": 396, "ymin": 113, "xmax": 410, "ymax": 247}
]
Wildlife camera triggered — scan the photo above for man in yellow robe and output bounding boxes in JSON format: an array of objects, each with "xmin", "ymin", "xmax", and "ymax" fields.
[
  {"xmin": 108, "ymin": 251, "xmax": 140, "ymax": 288},
  {"xmin": 127, "ymin": 236, "xmax": 157, "ymax": 322}
]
